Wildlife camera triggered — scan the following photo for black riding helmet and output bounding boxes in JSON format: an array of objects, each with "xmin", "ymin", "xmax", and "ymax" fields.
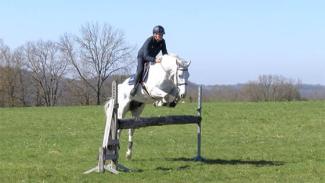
[{"xmin": 153, "ymin": 25, "xmax": 165, "ymax": 34}]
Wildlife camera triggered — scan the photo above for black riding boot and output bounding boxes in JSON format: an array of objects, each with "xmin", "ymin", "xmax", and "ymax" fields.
[
  {"xmin": 131, "ymin": 58, "xmax": 144, "ymax": 97},
  {"xmin": 130, "ymin": 82, "xmax": 140, "ymax": 97}
]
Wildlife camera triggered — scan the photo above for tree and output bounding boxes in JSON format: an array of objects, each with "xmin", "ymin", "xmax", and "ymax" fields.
[
  {"xmin": 65, "ymin": 78, "xmax": 94, "ymax": 105},
  {"xmin": 60, "ymin": 22, "xmax": 134, "ymax": 105},
  {"xmin": 0, "ymin": 40, "xmax": 12, "ymax": 106},
  {"xmin": 241, "ymin": 75, "xmax": 301, "ymax": 101},
  {"xmin": 12, "ymin": 47, "xmax": 30, "ymax": 106},
  {"xmin": 24, "ymin": 40, "xmax": 67, "ymax": 106},
  {"xmin": 0, "ymin": 40, "xmax": 24, "ymax": 106}
]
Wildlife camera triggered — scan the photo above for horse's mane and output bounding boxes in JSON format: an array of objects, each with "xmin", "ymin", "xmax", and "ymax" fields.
[
  {"xmin": 162, "ymin": 54, "xmax": 190, "ymax": 68},
  {"xmin": 162, "ymin": 53, "xmax": 186, "ymax": 63},
  {"xmin": 167, "ymin": 53, "xmax": 178, "ymax": 58}
]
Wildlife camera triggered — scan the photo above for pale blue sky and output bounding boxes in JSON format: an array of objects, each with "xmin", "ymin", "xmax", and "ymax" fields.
[{"xmin": 1, "ymin": 0, "xmax": 324, "ymax": 85}]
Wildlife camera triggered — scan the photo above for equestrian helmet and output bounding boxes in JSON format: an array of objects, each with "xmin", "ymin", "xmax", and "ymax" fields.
[{"xmin": 153, "ymin": 25, "xmax": 165, "ymax": 34}]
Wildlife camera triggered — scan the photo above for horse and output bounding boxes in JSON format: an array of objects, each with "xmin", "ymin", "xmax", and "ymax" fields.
[{"xmin": 104, "ymin": 54, "xmax": 191, "ymax": 159}]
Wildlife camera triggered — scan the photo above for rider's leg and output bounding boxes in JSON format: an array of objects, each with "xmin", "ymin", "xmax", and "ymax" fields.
[{"xmin": 130, "ymin": 57, "xmax": 144, "ymax": 96}]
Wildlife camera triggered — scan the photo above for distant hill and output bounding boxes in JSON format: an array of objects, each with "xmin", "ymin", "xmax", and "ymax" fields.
[
  {"xmin": 298, "ymin": 84, "xmax": 325, "ymax": 99},
  {"xmin": 186, "ymin": 81, "xmax": 325, "ymax": 100}
]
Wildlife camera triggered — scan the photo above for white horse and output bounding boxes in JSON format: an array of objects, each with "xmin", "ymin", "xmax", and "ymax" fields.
[{"xmin": 104, "ymin": 54, "xmax": 191, "ymax": 159}]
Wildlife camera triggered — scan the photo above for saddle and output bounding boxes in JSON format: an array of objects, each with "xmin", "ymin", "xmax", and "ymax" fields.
[{"xmin": 128, "ymin": 63, "xmax": 150, "ymax": 85}]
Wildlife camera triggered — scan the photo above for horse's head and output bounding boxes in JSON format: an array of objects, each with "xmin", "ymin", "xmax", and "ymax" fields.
[
  {"xmin": 161, "ymin": 54, "xmax": 191, "ymax": 100},
  {"xmin": 174, "ymin": 57, "xmax": 191, "ymax": 99}
]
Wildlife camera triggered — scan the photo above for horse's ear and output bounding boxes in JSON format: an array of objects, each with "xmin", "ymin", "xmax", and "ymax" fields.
[
  {"xmin": 176, "ymin": 59, "xmax": 181, "ymax": 66},
  {"xmin": 175, "ymin": 57, "xmax": 191, "ymax": 68},
  {"xmin": 168, "ymin": 73, "xmax": 174, "ymax": 80},
  {"xmin": 185, "ymin": 60, "xmax": 191, "ymax": 67}
]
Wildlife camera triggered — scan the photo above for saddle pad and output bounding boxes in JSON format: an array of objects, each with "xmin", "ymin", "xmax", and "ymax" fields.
[{"xmin": 128, "ymin": 63, "xmax": 150, "ymax": 85}]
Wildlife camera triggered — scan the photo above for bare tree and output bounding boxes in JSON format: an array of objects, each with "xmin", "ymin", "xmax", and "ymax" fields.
[
  {"xmin": 24, "ymin": 40, "xmax": 67, "ymax": 106},
  {"xmin": 65, "ymin": 78, "xmax": 94, "ymax": 105},
  {"xmin": 258, "ymin": 75, "xmax": 273, "ymax": 101},
  {"xmin": 241, "ymin": 75, "xmax": 301, "ymax": 101},
  {"xmin": 0, "ymin": 40, "xmax": 8, "ymax": 106},
  {"xmin": 241, "ymin": 81, "xmax": 263, "ymax": 101},
  {"xmin": 11, "ymin": 47, "xmax": 30, "ymax": 106},
  {"xmin": 60, "ymin": 22, "xmax": 134, "ymax": 105},
  {"xmin": 0, "ymin": 40, "xmax": 23, "ymax": 106}
]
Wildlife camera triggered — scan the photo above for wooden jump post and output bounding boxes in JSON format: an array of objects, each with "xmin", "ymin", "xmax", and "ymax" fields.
[{"xmin": 84, "ymin": 81, "xmax": 203, "ymax": 174}]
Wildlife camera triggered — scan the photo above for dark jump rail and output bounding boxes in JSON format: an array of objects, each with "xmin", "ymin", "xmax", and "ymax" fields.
[{"xmin": 119, "ymin": 115, "xmax": 201, "ymax": 129}]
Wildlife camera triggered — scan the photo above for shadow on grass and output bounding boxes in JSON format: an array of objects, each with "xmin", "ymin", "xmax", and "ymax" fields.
[
  {"xmin": 167, "ymin": 157, "xmax": 285, "ymax": 167},
  {"xmin": 155, "ymin": 165, "xmax": 190, "ymax": 172},
  {"xmin": 125, "ymin": 157, "xmax": 285, "ymax": 172}
]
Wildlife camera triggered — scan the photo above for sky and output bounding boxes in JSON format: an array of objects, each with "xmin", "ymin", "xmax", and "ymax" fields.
[{"xmin": 0, "ymin": 0, "xmax": 324, "ymax": 85}]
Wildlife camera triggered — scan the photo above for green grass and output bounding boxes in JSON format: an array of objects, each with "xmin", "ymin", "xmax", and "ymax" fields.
[{"xmin": 0, "ymin": 101, "xmax": 325, "ymax": 182}]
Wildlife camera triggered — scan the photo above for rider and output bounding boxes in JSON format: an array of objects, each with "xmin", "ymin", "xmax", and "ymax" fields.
[{"xmin": 130, "ymin": 25, "xmax": 168, "ymax": 96}]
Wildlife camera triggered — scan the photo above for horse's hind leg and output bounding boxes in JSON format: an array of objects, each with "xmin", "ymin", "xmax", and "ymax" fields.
[
  {"xmin": 117, "ymin": 103, "xmax": 127, "ymax": 140},
  {"xmin": 126, "ymin": 102, "xmax": 145, "ymax": 160},
  {"xmin": 126, "ymin": 128, "xmax": 134, "ymax": 160}
]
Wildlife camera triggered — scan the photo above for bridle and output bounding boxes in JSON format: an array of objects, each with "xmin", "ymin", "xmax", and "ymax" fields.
[
  {"xmin": 158, "ymin": 59, "xmax": 187, "ymax": 99},
  {"xmin": 170, "ymin": 63, "xmax": 187, "ymax": 103},
  {"xmin": 175, "ymin": 65, "xmax": 188, "ymax": 87}
]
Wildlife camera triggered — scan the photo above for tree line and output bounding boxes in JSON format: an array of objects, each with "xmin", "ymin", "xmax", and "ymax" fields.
[
  {"xmin": 0, "ymin": 23, "xmax": 320, "ymax": 107},
  {"xmin": 0, "ymin": 22, "xmax": 134, "ymax": 107},
  {"xmin": 187, "ymin": 75, "xmax": 308, "ymax": 102}
]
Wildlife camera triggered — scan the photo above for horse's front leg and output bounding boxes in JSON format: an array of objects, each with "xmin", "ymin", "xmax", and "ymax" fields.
[{"xmin": 126, "ymin": 128, "xmax": 134, "ymax": 160}]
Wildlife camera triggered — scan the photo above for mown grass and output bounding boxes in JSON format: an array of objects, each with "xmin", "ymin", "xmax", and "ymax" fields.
[{"xmin": 0, "ymin": 101, "xmax": 324, "ymax": 182}]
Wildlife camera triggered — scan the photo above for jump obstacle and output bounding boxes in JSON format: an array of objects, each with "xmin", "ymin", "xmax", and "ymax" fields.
[{"xmin": 84, "ymin": 81, "xmax": 203, "ymax": 174}]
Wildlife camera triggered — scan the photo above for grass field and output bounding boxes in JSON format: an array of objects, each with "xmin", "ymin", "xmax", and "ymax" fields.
[{"xmin": 0, "ymin": 101, "xmax": 325, "ymax": 182}]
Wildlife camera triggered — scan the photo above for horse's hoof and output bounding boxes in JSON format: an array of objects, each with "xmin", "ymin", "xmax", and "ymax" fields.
[{"xmin": 169, "ymin": 101, "xmax": 177, "ymax": 107}]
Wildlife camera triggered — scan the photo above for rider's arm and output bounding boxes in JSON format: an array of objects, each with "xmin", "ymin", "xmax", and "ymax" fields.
[
  {"xmin": 162, "ymin": 39, "xmax": 168, "ymax": 55},
  {"xmin": 143, "ymin": 38, "xmax": 156, "ymax": 63}
]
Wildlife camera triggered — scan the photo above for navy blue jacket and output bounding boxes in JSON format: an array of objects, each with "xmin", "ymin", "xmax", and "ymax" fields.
[{"xmin": 138, "ymin": 36, "xmax": 168, "ymax": 63}]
